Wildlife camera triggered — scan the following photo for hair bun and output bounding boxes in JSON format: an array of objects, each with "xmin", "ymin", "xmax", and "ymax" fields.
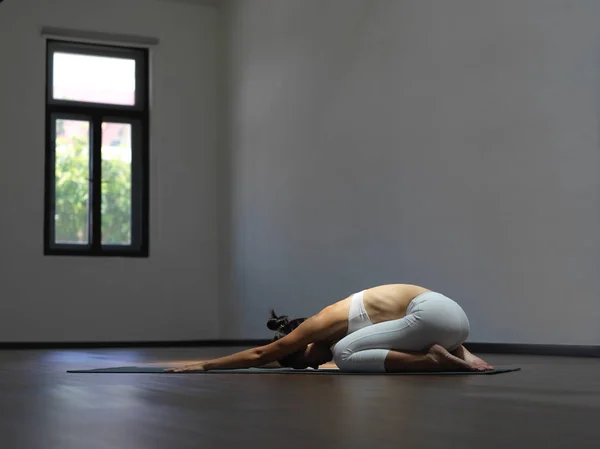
[
  {"xmin": 267, "ymin": 310, "xmax": 290, "ymax": 331},
  {"xmin": 266, "ymin": 317, "xmax": 280, "ymax": 331}
]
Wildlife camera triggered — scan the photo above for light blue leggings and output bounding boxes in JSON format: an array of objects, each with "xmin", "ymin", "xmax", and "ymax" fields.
[{"xmin": 332, "ymin": 292, "xmax": 470, "ymax": 372}]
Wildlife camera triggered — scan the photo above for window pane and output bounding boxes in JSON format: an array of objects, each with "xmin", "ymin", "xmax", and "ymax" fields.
[
  {"xmin": 53, "ymin": 52, "xmax": 136, "ymax": 106},
  {"xmin": 54, "ymin": 119, "xmax": 90, "ymax": 245},
  {"xmin": 101, "ymin": 122, "xmax": 132, "ymax": 246}
]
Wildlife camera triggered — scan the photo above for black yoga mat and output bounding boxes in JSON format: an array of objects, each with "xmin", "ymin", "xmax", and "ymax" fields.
[{"xmin": 68, "ymin": 366, "xmax": 520, "ymax": 375}]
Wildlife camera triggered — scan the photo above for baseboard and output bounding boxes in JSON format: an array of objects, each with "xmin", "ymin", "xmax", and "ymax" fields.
[
  {"xmin": 0, "ymin": 340, "xmax": 598, "ymax": 357},
  {"xmin": 464, "ymin": 342, "xmax": 600, "ymax": 358},
  {"xmin": 0, "ymin": 340, "xmax": 272, "ymax": 350}
]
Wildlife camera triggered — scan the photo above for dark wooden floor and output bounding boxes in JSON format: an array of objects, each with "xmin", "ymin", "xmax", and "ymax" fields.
[{"xmin": 0, "ymin": 347, "xmax": 598, "ymax": 449}]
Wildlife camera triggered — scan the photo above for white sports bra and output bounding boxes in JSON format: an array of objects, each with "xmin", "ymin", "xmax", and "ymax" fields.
[{"xmin": 346, "ymin": 290, "xmax": 374, "ymax": 335}]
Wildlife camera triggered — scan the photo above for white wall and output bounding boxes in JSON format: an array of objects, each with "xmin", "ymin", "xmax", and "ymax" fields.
[
  {"xmin": 0, "ymin": 0, "xmax": 219, "ymax": 341},
  {"xmin": 220, "ymin": 0, "xmax": 600, "ymax": 345}
]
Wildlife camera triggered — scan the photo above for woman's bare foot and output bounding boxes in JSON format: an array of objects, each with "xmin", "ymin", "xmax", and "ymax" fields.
[
  {"xmin": 451, "ymin": 345, "xmax": 495, "ymax": 371},
  {"xmin": 426, "ymin": 344, "xmax": 472, "ymax": 371}
]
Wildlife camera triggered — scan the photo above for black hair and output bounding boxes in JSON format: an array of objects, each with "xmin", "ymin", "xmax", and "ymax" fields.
[{"xmin": 267, "ymin": 310, "xmax": 307, "ymax": 368}]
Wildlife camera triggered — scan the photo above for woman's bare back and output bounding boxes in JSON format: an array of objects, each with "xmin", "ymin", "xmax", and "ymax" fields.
[
  {"xmin": 320, "ymin": 284, "xmax": 432, "ymax": 343},
  {"xmin": 363, "ymin": 284, "xmax": 431, "ymax": 323}
]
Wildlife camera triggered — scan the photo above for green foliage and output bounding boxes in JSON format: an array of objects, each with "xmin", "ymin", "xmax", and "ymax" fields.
[
  {"xmin": 54, "ymin": 136, "xmax": 131, "ymax": 245},
  {"xmin": 102, "ymin": 156, "xmax": 132, "ymax": 245},
  {"xmin": 54, "ymin": 136, "xmax": 89, "ymax": 244}
]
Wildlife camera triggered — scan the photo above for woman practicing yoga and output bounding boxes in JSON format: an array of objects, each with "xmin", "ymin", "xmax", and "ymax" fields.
[{"xmin": 167, "ymin": 284, "xmax": 494, "ymax": 373}]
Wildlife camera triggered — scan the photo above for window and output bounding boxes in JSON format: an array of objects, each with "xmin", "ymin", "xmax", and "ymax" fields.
[{"xmin": 44, "ymin": 40, "xmax": 149, "ymax": 257}]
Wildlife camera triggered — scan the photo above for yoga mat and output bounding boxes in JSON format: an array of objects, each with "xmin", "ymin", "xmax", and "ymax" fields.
[{"xmin": 68, "ymin": 366, "xmax": 520, "ymax": 375}]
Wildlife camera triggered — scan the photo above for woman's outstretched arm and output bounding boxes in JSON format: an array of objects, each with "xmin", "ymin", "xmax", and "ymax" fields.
[
  {"xmin": 166, "ymin": 314, "xmax": 332, "ymax": 372},
  {"xmin": 166, "ymin": 347, "xmax": 266, "ymax": 372}
]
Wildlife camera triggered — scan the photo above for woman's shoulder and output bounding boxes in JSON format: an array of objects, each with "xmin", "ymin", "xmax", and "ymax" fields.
[
  {"xmin": 313, "ymin": 296, "xmax": 353, "ymax": 337},
  {"xmin": 320, "ymin": 295, "xmax": 352, "ymax": 320}
]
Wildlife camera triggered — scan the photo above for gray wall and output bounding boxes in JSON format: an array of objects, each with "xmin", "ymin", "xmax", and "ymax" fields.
[
  {"xmin": 0, "ymin": 0, "xmax": 220, "ymax": 341},
  {"xmin": 220, "ymin": 0, "xmax": 600, "ymax": 344}
]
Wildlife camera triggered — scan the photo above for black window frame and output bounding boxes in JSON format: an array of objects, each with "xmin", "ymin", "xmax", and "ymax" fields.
[{"xmin": 44, "ymin": 39, "xmax": 150, "ymax": 257}]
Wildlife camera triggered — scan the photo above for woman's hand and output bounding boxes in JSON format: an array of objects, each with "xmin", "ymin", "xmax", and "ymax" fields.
[{"xmin": 165, "ymin": 362, "xmax": 207, "ymax": 373}]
